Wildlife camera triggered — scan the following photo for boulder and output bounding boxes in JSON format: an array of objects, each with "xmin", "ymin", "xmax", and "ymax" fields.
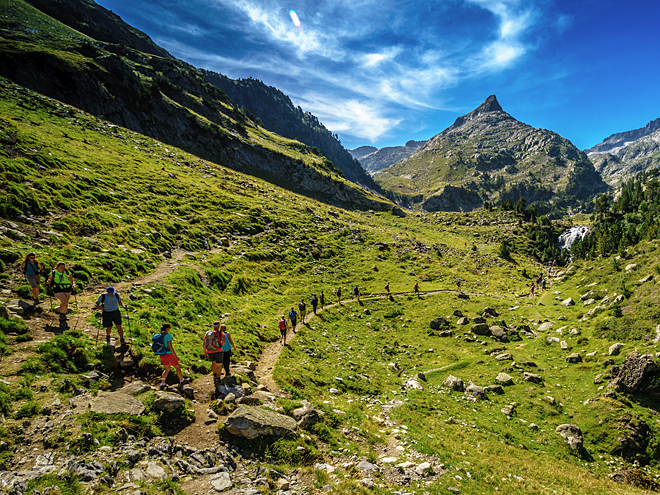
[
  {"xmin": 430, "ymin": 317, "xmax": 449, "ymax": 329},
  {"xmin": 456, "ymin": 317, "xmax": 469, "ymax": 325},
  {"xmin": 68, "ymin": 460, "xmax": 105, "ymax": 481},
  {"xmin": 153, "ymin": 391, "xmax": 185, "ymax": 412},
  {"xmin": 561, "ymin": 298, "xmax": 575, "ymax": 307},
  {"xmin": 566, "ymin": 353, "xmax": 582, "ymax": 364},
  {"xmin": 356, "ymin": 461, "xmax": 377, "ymax": 472},
  {"xmin": 489, "ymin": 326, "xmax": 507, "ymax": 341},
  {"xmin": 120, "ymin": 381, "xmax": 151, "ymax": 395},
  {"xmin": 404, "ymin": 378, "xmax": 424, "ymax": 391},
  {"xmin": 465, "ymin": 382, "xmax": 486, "ymax": 398},
  {"xmin": 443, "ymin": 375, "xmax": 464, "ymax": 392},
  {"xmin": 609, "ymin": 352, "xmax": 658, "ymax": 394},
  {"xmin": 501, "ymin": 404, "xmax": 515, "ymax": 416},
  {"xmin": 292, "ymin": 401, "xmax": 321, "ymax": 429},
  {"xmin": 471, "ymin": 323, "xmax": 490, "ymax": 335},
  {"xmin": 473, "ymin": 316, "xmax": 487, "ymax": 324},
  {"xmin": 560, "ymin": 341, "xmax": 568, "ymax": 350},
  {"xmin": 587, "ymin": 305, "xmax": 606, "ymax": 316},
  {"xmin": 523, "ymin": 372, "xmax": 543, "ymax": 384},
  {"xmin": 6, "ymin": 299, "xmax": 31, "ymax": 316},
  {"xmin": 485, "ymin": 384, "xmax": 504, "ymax": 394},
  {"xmin": 495, "ymin": 373, "xmax": 513, "ymax": 385},
  {"xmin": 483, "ymin": 307, "xmax": 499, "ymax": 317},
  {"xmin": 145, "ymin": 461, "xmax": 168, "ymax": 481},
  {"xmin": 225, "ymin": 406, "xmax": 298, "ymax": 439},
  {"xmin": 625, "ymin": 263, "xmax": 638, "ymax": 271},
  {"xmin": 538, "ymin": 322, "xmax": 553, "ymax": 332},
  {"xmin": 453, "ymin": 310, "xmax": 464, "ymax": 318},
  {"xmin": 438, "ymin": 330, "xmax": 453, "ymax": 337},
  {"xmin": 495, "ymin": 353, "xmax": 513, "ymax": 361},
  {"xmin": 556, "ymin": 424, "xmax": 583, "ymax": 451},
  {"xmin": 90, "ymin": 392, "xmax": 145, "ymax": 416},
  {"xmin": 583, "ymin": 298, "xmax": 596, "ymax": 307},
  {"xmin": 546, "ymin": 337, "xmax": 560, "ymax": 343},
  {"xmin": 210, "ymin": 472, "xmax": 232, "ymax": 492},
  {"xmin": 609, "ymin": 343, "xmax": 625, "ymax": 356}
]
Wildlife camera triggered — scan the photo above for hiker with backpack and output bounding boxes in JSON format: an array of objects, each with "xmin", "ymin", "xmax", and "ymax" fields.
[
  {"xmin": 298, "ymin": 299, "xmax": 307, "ymax": 324},
  {"xmin": 203, "ymin": 321, "xmax": 225, "ymax": 387},
  {"xmin": 21, "ymin": 252, "xmax": 42, "ymax": 305},
  {"xmin": 385, "ymin": 282, "xmax": 390, "ymax": 295},
  {"xmin": 320, "ymin": 291, "xmax": 325, "ymax": 309},
  {"xmin": 311, "ymin": 294, "xmax": 318, "ymax": 315},
  {"xmin": 95, "ymin": 286, "xmax": 128, "ymax": 346},
  {"xmin": 353, "ymin": 285, "xmax": 360, "ymax": 301},
  {"xmin": 46, "ymin": 262, "xmax": 75, "ymax": 325},
  {"xmin": 153, "ymin": 323, "xmax": 187, "ymax": 391},
  {"xmin": 336, "ymin": 287, "xmax": 342, "ymax": 304},
  {"xmin": 278, "ymin": 315, "xmax": 289, "ymax": 345},
  {"xmin": 221, "ymin": 326, "xmax": 235, "ymax": 377},
  {"xmin": 289, "ymin": 307, "xmax": 298, "ymax": 332},
  {"xmin": 414, "ymin": 282, "xmax": 419, "ymax": 296}
]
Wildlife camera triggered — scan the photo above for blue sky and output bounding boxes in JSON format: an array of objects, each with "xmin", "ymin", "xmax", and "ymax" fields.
[{"xmin": 96, "ymin": 0, "xmax": 660, "ymax": 151}]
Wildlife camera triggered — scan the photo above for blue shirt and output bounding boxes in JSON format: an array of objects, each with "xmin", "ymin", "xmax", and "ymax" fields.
[
  {"xmin": 97, "ymin": 293, "xmax": 122, "ymax": 312},
  {"xmin": 162, "ymin": 333, "xmax": 173, "ymax": 354},
  {"xmin": 222, "ymin": 332, "xmax": 232, "ymax": 352},
  {"xmin": 25, "ymin": 261, "xmax": 39, "ymax": 276}
]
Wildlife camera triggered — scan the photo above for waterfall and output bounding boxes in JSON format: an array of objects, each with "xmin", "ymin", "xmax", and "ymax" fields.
[{"xmin": 558, "ymin": 226, "xmax": 590, "ymax": 251}]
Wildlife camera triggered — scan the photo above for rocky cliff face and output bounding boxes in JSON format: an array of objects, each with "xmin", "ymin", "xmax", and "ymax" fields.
[
  {"xmin": 0, "ymin": 0, "xmax": 389, "ymax": 210},
  {"xmin": 202, "ymin": 71, "xmax": 379, "ymax": 191},
  {"xmin": 375, "ymin": 95, "xmax": 607, "ymax": 212},
  {"xmin": 356, "ymin": 140, "xmax": 427, "ymax": 175},
  {"xmin": 586, "ymin": 118, "xmax": 660, "ymax": 155},
  {"xmin": 348, "ymin": 146, "xmax": 378, "ymax": 160},
  {"xmin": 590, "ymin": 128, "xmax": 660, "ymax": 186}
]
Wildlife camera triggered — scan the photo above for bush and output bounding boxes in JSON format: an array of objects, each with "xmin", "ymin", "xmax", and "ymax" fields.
[
  {"xmin": 14, "ymin": 400, "xmax": 42, "ymax": 419},
  {"xmin": 37, "ymin": 331, "xmax": 92, "ymax": 372},
  {"xmin": 17, "ymin": 284, "xmax": 32, "ymax": 299},
  {"xmin": 0, "ymin": 317, "xmax": 29, "ymax": 334}
]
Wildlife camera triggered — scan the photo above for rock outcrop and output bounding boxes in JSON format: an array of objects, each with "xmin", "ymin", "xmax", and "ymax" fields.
[{"xmin": 225, "ymin": 406, "xmax": 298, "ymax": 439}]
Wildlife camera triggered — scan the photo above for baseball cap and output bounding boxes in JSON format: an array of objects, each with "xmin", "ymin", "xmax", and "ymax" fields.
[{"xmin": 106, "ymin": 286, "xmax": 115, "ymax": 293}]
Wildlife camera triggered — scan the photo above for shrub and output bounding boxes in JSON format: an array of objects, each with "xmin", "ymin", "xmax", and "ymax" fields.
[
  {"xmin": 0, "ymin": 317, "xmax": 29, "ymax": 334},
  {"xmin": 14, "ymin": 400, "xmax": 42, "ymax": 419}
]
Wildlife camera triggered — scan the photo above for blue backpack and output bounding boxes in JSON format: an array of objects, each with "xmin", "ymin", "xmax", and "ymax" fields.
[{"xmin": 152, "ymin": 333, "xmax": 167, "ymax": 355}]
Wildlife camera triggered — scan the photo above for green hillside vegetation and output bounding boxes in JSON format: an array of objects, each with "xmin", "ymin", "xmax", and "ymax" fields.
[
  {"xmin": 0, "ymin": 0, "xmax": 388, "ymax": 209},
  {"xmin": 2, "ymin": 78, "xmax": 660, "ymax": 494}
]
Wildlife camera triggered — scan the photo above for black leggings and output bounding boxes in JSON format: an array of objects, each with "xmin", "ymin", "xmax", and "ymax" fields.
[{"xmin": 223, "ymin": 350, "xmax": 232, "ymax": 375}]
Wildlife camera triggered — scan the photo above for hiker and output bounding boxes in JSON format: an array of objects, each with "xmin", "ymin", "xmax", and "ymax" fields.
[
  {"xmin": 320, "ymin": 291, "xmax": 325, "ymax": 309},
  {"xmin": 530, "ymin": 282, "xmax": 535, "ymax": 297},
  {"xmin": 95, "ymin": 286, "xmax": 128, "ymax": 346},
  {"xmin": 278, "ymin": 315, "xmax": 289, "ymax": 345},
  {"xmin": 353, "ymin": 285, "xmax": 360, "ymax": 301},
  {"xmin": 311, "ymin": 294, "xmax": 318, "ymax": 315},
  {"xmin": 153, "ymin": 323, "xmax": 187, "ymax": 391},
  {"xmin": 21, "ymin": 252, "xmax": 42, "ymax": 305},
  {"xmin": 298, "ymin": 299, "xmax": 307, "ymax": 324},
  {"xmin": 414, "ymin": 282, "xmax": 419, "ymax": 296},
  {"xmin": 221, "ymin": 325, "xmax": 235, "ymax": 377},
  {"xmin": 385, "ymin": 282, "xmax": 390, "ymax": 295},
  {"xmin": 289, "ymin": 307, "xmax": 298, "ymax": 331},
  {"xmin": 536, "ymin": 272, "xmax": 543, "ymax": 286},
  {"xmin": 542, "ymin": 278, "xmax": 547, "ymax": 290},
  {"xmin": 336, "ymin": 287, "xmax": 342, "ymax": 303},
  {"xmin": 203, "ymin": 321, "xmax": 225, "ymax": 387},
  {"xmin": 456, "ymin": 278, "xmax": 462, "ymax": 291},
  {"xmin": 46, "ymin": 262, "xmax": 75, "ymax": 324}
]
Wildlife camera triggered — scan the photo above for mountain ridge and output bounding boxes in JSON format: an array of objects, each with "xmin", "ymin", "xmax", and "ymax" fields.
[{"xmin": 586, "ymin": 118, "xmax": 660, "ymax": 155}]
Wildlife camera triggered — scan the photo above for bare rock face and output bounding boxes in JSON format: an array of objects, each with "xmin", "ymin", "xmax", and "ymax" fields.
[
  {"xmin": 225, "ymin": 406, "xmax": 298, "ymax": 439},
  {"xmin": 609, "ymin": 352, "xmax": 658, "ymax": 394},
  {"xmin": 556, "ymin": 424, "xmax": 583, "ymax": 451},
  {"xmin": 90, "ymin": 391, "xmax": 145, "ymax": 416}
]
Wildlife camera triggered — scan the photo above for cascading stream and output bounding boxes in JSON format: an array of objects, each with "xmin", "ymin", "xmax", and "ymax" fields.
[{"xmin": 558, "ymin": 225, "xmax": 590, "ymax": 252}]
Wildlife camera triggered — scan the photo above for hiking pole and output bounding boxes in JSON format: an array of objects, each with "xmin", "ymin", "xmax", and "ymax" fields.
[
  {"xmin": 95, "ymin": 312, "xmax": 102, "ymax": 344},
  {"xmin": 71, "ymin": 289, "xmax": 81, "ymax": 332},
  {"xmin": 125, "ymin": 307, "xmax": 132, "ymax": 352}
]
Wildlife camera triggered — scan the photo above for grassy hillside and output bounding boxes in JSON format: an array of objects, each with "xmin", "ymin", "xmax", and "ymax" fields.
[{"xmin": 1, "ymin": 82, "xmax": 660, "ymax": 494}]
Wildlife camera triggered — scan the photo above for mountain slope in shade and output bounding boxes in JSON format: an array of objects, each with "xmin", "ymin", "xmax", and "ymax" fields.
[
  {"xmin": 357, "ymin": 140, "xmax": 427, "ymax": 175},
  {"xmin": 591, "ymin": 128, "xmax": 660, "ymax": 185},
  {"xmin": 202, "ymin": 71, "xmax": 379, "ymax": 190},
  {"xmin": 348, "ymin": 146, "xmax": 378, "ymax": 160},
  {"xmin": 375, "ymin": 95, "xmax": 607, "ymax": 212},
  {"xmin": 0, "ymin": 0, "xmax": 390, "ymax": 210},
  {"xmin": 586, "ymin": 118, "xmax": 660, "ymax": 156}
]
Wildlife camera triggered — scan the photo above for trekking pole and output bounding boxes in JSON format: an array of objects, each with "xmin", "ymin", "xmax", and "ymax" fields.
[
  {"xmin": 125, "ymin": 307, "xmax": 132, "ymax": 352},
  {"xmin": 95, "ymin": 312, "xmax": 102, "ymax": 344},
  {"xmin": 71, "ymin": 289, "xmax": 80, "ymax": 332}
]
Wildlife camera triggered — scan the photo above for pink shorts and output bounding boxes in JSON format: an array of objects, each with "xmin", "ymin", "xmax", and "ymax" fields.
[{"xmin": 159, "ymin": 354, "xmax": 179, "ymax": 367}]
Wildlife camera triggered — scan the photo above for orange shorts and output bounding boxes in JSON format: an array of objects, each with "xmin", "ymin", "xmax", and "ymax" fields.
[{"xmin": 159, "ymin": 354, "xmax": 179, "ymax": 367}]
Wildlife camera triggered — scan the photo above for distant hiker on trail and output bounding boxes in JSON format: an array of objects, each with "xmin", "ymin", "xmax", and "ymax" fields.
[
  {"xmin": 456, "ymin": 278, "xmax": 462, "ymax": 291},
  {"xmin": 221, "ymin": 326, "xmax": 235, "ymax": 378},
  {"xmin": 385, "ymin": 282, "xmax": 390, "ymax": 295},
  {"xmin": 153, "ymin": 323, "xmax": 187, "ymax": 391},
  {"xmin": 21, "ymin": 252, "xmax": 42, "ymax": 305},
  {"xmin": 311, "ymin": 294, "xmax": 318, "ymax": 315},
  {"xmin": 536, "ymin": 272, "xmax": 543, "ymax": 286},
  {"xmin": 289, "ymin": 307, "xmax": 298, "ymax": 331},
  {"xmin": 298, "ymin": 299, "xmax": 307, "ymax": 324},
  {"xmin": 530, "ymin": 282, "xmax": 535, "ymax": 297},
  {"xmin": 46, "ymin": 262, "xmax": 75, "ymax": 325},
  {"xmin": 204, "ymin": 321, "xmax": 225, "ymax": 388},
  {"xmin": 278, "ymin": 316, "xmax": 289, "ymax": 345},
  {"xmin": 353, "ymin": 285, "xmax": 360, "ymax": 301},
  {"xmin": 542, "ymin": 278, "xmax": 547, "ymax": 290},
  {"xmin": 320, "ymin": 291, "xmax": 325, "ymax": 309},
  {"xmin": 414, "ymin": 282, "xmax": 419, "ymax": 296},
  {"xmin": 336, "ymin": 287, "xmax": 342, "ymax": 304},
  {"xmin": 95, "ymin": 286, "xmax": 128, "ymax": 346}
]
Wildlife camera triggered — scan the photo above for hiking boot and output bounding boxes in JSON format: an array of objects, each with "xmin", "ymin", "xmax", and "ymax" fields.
[
  {"xmin": 160, "ymin": 383, "xmax": 167, "ymax": 390},
  {"xmin": 59, "ymin": 313, "xmax": 67, "ymax": 320},
  {"xmin": 120, "ymin": 338, "xmax": 127, "ymax": 346}
]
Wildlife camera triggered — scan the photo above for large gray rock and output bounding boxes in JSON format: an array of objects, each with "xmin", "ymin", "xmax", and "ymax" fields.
[
  {"xmin": 523, "ymin": 372, "xmax": 543, "ymax": 384},
  {"xmin": 473, "ymin": 316, "xmax": 487, "ymax": 324},
  {"xmin": 210, "ymin": 472, "xmax": 232, "ymax": 492},
  {"xmin": 120, "ymin": 381, "xmax": 151, "ymax": 395},
  {"xmin": 489, "ymin": 326, "xmax": 508, "ymax": 341},
  {"xmin": 225, "ymin": 406, "xmax": 298, "ymax": 439},
  {"xmin": 609, "ymin": 352, "xmax": 658, "ymax": 394},
  {"xmin": 145, "ymin": 461, "xmax": 168, "ymax": 480},
  {"xmin": 609, "ymin": 343, "xmax": 625, "ymax": 356},
  {"xmin": 90, "ymin": 392, "xmax": 145, "ymax": 416},
  {"xmin": 430, "ymin": 317, "xmax": 449, "ymax": 329},
  {"xmin": 443, "ymin": 375, "xmax": 464, "ymax": 392},
  {"xmin": 6, "ymin": 299, "xmax": 30, "ymax": 316},
  {"xmin": 561, "ymin": 298, "xmax": 575, "ymax": 307},
  {"xmin": 556, "ymin": 424, "xmax": 583, "ymax": 451},
  {"xmin": 495, "ymin": 373, "xmax": 513, "ymax": 385},
  {"xmin": 465, "ymin": 382, "xmax": 486, "ymax": 398},
  {"xmin": 153, "ymin": 391, "xmax": 185, "ymax": 412},
  {"xmin": 538, "ymin": 322, "xmax": 553, "ymax": 332},
  {"xmin": 566, "ymin": 353, "xmax": 582, "ymax": 364},
  {"xmin": 483, "ymin": 307, "xmax": 499, "ymax": 317},
  {"xmin": 471, "ymin": 323, "xmax": 490, "ymax": 335},
  {"xmin": 583, "ymin": 298, "xmax": 596, "ymax": 307},
  {"xmin": 495, "ymin": 353, "xmax": 513, "ymax": 361},
  {"xmin": 292, "ymin": 401, "xmax": 321, "ymax": 429},
  {"xmin": 67, "ymin": 460, "xmax": 105, "ymax": 481},
  {"xmin": 456, "ymin": 317, "xmax": 469, "ymax": 325}
]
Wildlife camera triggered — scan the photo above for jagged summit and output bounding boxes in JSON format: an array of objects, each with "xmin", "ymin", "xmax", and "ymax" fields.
[{"xmin": 448, "ymin": 95, "xmax": 509, "ymax": 130}]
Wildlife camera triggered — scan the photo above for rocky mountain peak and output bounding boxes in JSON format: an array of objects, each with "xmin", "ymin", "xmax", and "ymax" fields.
[{"xmin": 447, "ymin": 95, "xmax": 508, "ymax": 130}]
